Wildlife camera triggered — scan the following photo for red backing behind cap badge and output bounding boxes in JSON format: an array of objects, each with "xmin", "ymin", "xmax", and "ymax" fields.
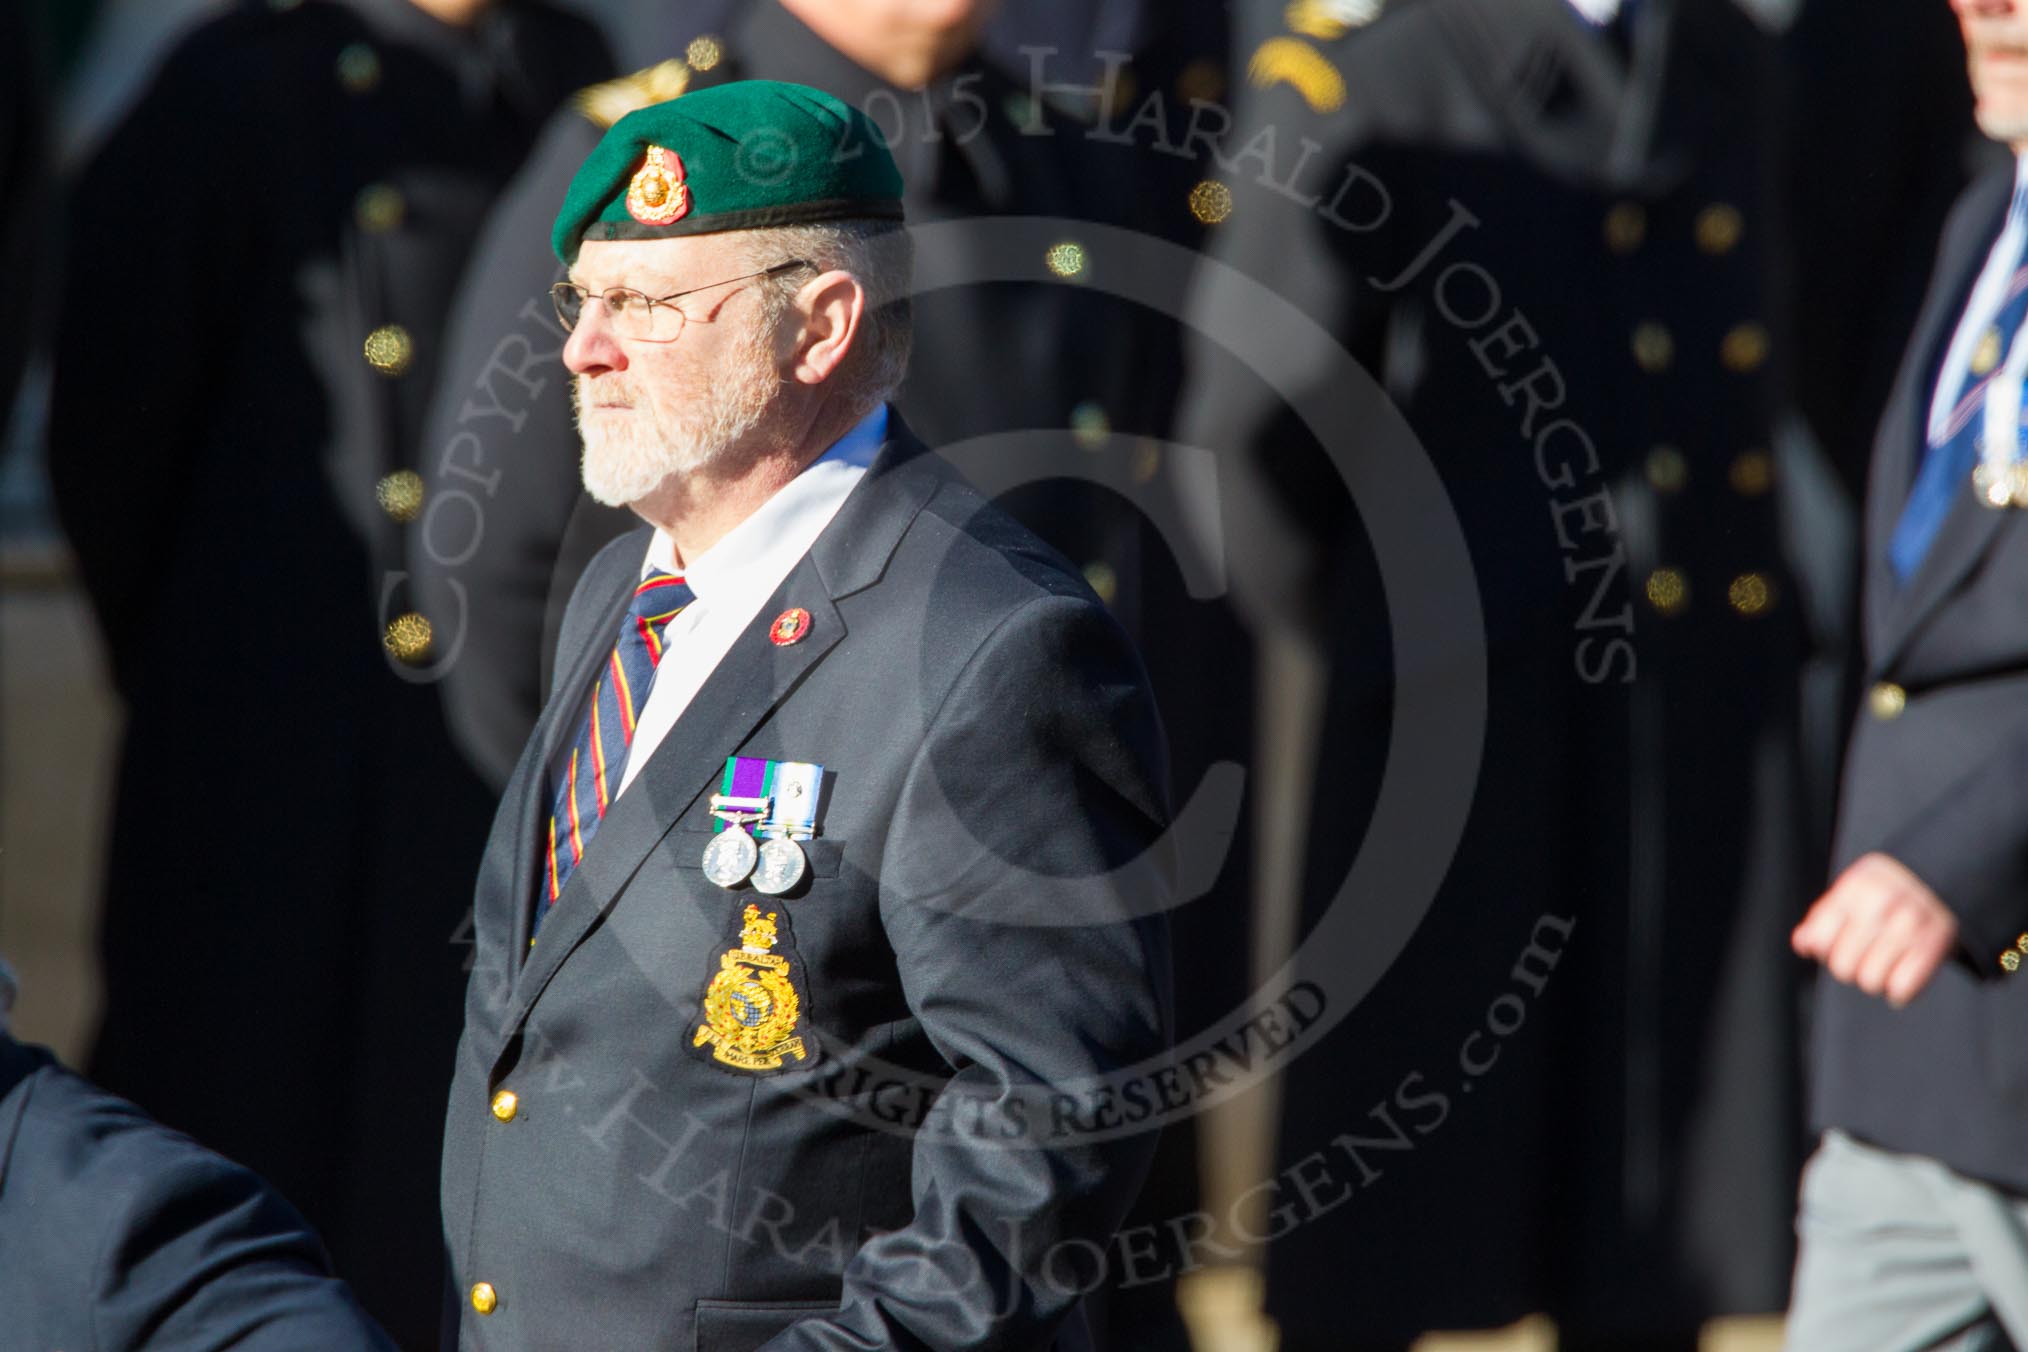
[
  {"xmin": 770, "ymin": 608, "xmax": 811, "ymax": 646},
  {"xmin": 626, "ymin": 145, "xmax": 690, "ymax": 225}
]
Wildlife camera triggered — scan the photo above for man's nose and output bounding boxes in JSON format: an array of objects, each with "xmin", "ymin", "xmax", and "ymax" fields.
[{"xmin": 563, "ymin": 299, "xmax": 627, "ymax": 375}]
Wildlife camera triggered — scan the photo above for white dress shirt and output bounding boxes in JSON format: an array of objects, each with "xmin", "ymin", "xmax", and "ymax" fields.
[
  {"xmin": 612, "ymin": 404, "xmax": 886, "ymax": 798},
  {"xmin": 1926, "ymin": 154, "xmax": 2028, "ymax": 443}
]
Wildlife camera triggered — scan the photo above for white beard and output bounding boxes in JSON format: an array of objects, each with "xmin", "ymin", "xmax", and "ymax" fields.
[{"xmin": 576, "ymin": 318, "xmax": 784, "ymax": 507}]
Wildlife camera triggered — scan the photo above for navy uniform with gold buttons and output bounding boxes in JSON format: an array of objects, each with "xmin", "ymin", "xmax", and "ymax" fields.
[
  {"xmin": 1180, "ymin": 0, "xmax": 1818, "ymax": 1343},
  {"xmin": 43, "ymin": 1, "xmax": 608, "ymax": 1343}
]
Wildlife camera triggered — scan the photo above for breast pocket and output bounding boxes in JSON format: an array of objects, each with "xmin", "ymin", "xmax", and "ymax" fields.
[{"xmin": 693, "ymin": 1297, "xmax": 840, "ymax": 1352}]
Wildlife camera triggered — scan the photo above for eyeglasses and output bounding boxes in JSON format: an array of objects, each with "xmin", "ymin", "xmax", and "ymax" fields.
[{"xmin": 550, "ymin": 259, "xmax": 812, "ymax": 342}]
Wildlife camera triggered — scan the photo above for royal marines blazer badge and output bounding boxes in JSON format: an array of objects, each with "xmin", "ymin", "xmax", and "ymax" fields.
[{"xmin": 693, "ymin": 904, "xmax": 812, "ymax": 1072}]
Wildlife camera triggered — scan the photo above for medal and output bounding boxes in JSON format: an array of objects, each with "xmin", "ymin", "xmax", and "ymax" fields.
[
  {"xmin": 1975, "ymin": 461, "xmax": 2013, "ymax": 509},
  {"xmin": 709, "ymin": 757, "xmax": 824, "ymax": 892},
  {"xmin": 705, "ymin": 756, "xmax": 777, "ymax": 889},
  {"xmin": 702, "ymin": 828, "xmax": 758, "ymax": 887},
  {"xmin": 752, "ymin": 760, "xmax": 822, "ymax": 895},
  {"xmin": 1973, "ymin": 329, "xmax": 2028, "ymax": 511},
  {"xmin": 751, "ymin": 836, "xmax": 808, "ymax": 895}
]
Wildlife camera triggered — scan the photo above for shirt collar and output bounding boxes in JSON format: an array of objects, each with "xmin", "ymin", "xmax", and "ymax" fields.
[{"xmin": 642, "ymin": 404, "xmax": 888, "ymax": 596}]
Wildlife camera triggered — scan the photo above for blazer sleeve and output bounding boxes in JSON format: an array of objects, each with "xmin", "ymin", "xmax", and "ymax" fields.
[
  {"xmin": 3, "ymin": 1061, "xmax": 393, "ymax": 1352},
  {"xmin": 91, "ymin": 1147, "xmax": 397, "ymax": 1352},
  {"xmin": 1883, "ymin": 732, "xmax": 2028, "ymax": 975},
  {"xmin": 766, "ymin": 592, "xmax": 1174, "ymax": 1352}
]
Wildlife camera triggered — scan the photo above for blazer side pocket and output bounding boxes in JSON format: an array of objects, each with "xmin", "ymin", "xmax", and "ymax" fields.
[{"xmin": 693, "ymin": 1297, "xmax": 840, "ymax": 1352}]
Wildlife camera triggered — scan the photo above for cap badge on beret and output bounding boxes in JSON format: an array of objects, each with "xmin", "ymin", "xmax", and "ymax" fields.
[{"xmin": 626, "ymin": 145, "xmax": 689, "ymax": 226}]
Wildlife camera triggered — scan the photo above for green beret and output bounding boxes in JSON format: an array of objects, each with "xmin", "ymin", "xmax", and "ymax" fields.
[{"xmin": 552, "ymin": 80, "xmax": 905, "ymax": 263}]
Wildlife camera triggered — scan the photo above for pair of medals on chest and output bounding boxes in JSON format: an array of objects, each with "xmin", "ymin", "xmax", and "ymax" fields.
[
  {"xmin": 693, "ymin": 755, "xmax": 823, "ymax": 1073},
  {"xmin": 1967, "ymin": 324, "xmax": 2028, "ymax": 509},
  {"xmin": 700, "ymin": 755, "xmax": 820, "ymax": 894}
]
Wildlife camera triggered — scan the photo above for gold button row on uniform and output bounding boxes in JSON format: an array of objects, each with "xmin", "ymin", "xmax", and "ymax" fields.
[
  {"xmin": 2003, "ymin": 934, "xmax": 2028, "ymax": 972},
  {"xmin": 384, "ymin": 613, "xmax": 432, "ymax": 664},
  {"xmin": 1643, "ymin": 567, "xmax": 1776, "ymax": 617},
  {"xmin": 376, "ymin": 469, "xmax": 424, "ymax": 523},
  {"xmin": 1631, "ymin": 321, "xmax": 1769, "ymax": 374},
  {"xmin": 1722, "ymin": 322, "xmax": 1770, "ymax": 373},
  {"xmin": 1645, "ymin": 445, "xmax": 1688, "ymax": 493},
  {"xmin": 1189, "ymin": 180, "xmax": 1234, "ymax": 225},
  {"xmin": 1070, "ymin": 400, "xmax": 1110, "ymax": 450},
  {"xmin": 1644, "ymin": 447, "xmax": 1774, "ymax": 498},
  {"xmin": 1177, "ymin": 57, "xmax": 1226, "ymax": 103},
  {"xmin": 1603, "ymin": 200, "xmax": 1744, "ymax": 256},
  {"xmin": 1868, "ymin": 682, "xmax": 1906, "ymax": 720},
  {"xmin": 1728, "ymin": 450, "xmax": 1773, "ymax": 495},
  {"xmin": 355, "ymin": 183, "xmax": 405, "ymax": 234},
  {"xmin": 463, "ymin": 1089, "xmax": 516, "ymax": 1315},
  {"xmin": 363, "ymin": 324, "xmax": 413, "ymax": 376},
  {"xmin": 336, "ymin": 42, "xmax": 380, "ymax": 94},
  {"xmin": 1045, "ymin": 241, "xmax": 1088, "ymax": 279},
  {"xmin": 685, "ymin": 35, "xmax": 723, "ymax": 71}
]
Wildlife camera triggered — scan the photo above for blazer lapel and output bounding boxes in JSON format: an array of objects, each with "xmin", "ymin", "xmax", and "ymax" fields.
[
  {"xmin": 492, "ymin": 421, "xmax": 945, "ymax": 1066},
  {"xmin": 1871, "ymin": 171, "xmax": 2016, "ymax": 671}
]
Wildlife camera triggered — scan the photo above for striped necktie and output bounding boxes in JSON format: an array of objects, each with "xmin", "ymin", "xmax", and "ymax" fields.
[
  {"xmin": 1890, "ymin": 186, "xmax": 2028, "ymax": 581},
  {"xmin": 536, "ymin": 570, "xmax": 693, "ymax": 928}
]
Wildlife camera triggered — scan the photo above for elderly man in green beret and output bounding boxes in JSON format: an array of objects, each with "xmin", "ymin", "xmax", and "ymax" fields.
[{"xmin": 439, "ymin": 81, "xmax": 1173, "ymax": 1350}]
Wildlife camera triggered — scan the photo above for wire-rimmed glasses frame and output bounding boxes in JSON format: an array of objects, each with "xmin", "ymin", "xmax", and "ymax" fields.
[{"xmin": 550, "ymin": 259, "xmax": 812, "ymax": 343}]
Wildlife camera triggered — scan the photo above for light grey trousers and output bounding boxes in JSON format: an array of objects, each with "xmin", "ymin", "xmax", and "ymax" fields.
[{"xmin": 1786, "ymin": 1130, "xmax": 2028, "ymax": 1351}]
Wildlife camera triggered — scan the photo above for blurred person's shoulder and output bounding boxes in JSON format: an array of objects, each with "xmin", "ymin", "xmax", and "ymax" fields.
[{"xmin": 1240, "ymin": 0, "xmax": 1545, "ymax": 144}]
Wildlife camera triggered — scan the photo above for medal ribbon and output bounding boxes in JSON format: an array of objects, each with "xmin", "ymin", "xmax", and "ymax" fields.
[
  {"xmin": 714, "ymin": 756, "xmax": 774, "ymax": 832},
  {"xmin": 712, "ymin": 757, "xmax": 823, "ymax": 837},
  {"xmin": 764, "ymin": 762, "xmax": 823, "ymax": 840}
]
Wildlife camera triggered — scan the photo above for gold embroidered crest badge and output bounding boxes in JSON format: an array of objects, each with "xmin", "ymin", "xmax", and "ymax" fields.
[
  {"xmin": 693, "ymin": 905, "xmax": 808, "ymax": 1071},
  {"xmin": 626, "ymin": 145, "xmax": 690, "ymax": 225}
]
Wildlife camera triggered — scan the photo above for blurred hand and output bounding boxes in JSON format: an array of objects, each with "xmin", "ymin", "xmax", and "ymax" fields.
[{"xmin": 1792, "ymin": 852, "xmax": 1958, "ymax": 1007}]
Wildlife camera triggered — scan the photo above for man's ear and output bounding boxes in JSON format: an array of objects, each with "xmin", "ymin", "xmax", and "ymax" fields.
[{"xmin": 786, "ymin": 270, "xmax": 866, "ymax": 386}]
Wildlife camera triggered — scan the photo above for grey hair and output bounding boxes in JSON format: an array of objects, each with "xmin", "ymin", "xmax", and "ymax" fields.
[
  {"xmin": 739, "ymin": 220, "xmax": 914, "ymax": 422},
  {"xmin": 0, "ymin": 957, "xmax": 15, "ymax": 1033}
]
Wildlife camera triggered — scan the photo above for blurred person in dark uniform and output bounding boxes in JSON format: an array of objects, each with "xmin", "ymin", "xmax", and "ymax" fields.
[
  {"xmin": 43, "ymin": 0, "xmax": 608, "ymax": 1340},
  {"xmin": 0, "ymin": 958, "xmax": 395, "ymax": 1351},
  {"xmin": 1180, "ymin": 0, "xmax": 1822, "ymax": 1345},
  {"xmin": 1785, "ymin": 0, "xmax": 2028, "ymax": 1342}
]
